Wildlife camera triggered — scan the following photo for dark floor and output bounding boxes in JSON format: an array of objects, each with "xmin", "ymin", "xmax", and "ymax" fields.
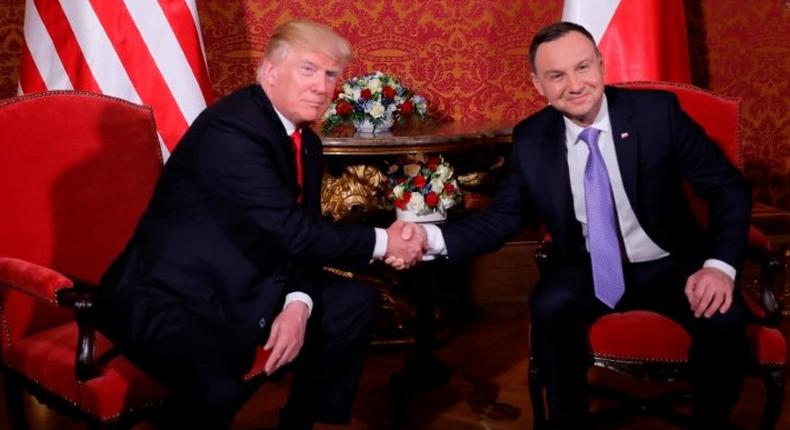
[{"xmin": 1, "ymin": 302, "xmax": 788, "ymax": 429}]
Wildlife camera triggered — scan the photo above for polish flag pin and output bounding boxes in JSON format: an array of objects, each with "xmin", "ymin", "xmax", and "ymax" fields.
[{"xmin": 620, "ymin": 132, "xmax": 629, "ymax": 139}]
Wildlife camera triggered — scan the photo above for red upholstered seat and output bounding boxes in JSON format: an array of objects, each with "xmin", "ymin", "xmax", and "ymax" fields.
[
  {"xmin": 589, "ymin": 311, "xmax": 691, "ymax": 362},
  {"xmin": 0, "ymin": 91, "xmax": 272, "ymax": 428},
  {"xmin": 528, "ymin": 82, "xmax": 787, "ymax": 430},
  {"xmin": 3, "ymin": 324, "xmax": 165, "ymax": 420}
]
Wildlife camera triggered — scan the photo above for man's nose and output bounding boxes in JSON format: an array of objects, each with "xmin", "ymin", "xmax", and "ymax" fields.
[
  {"xmin": 567, "ymin": 73, "xmax": 583, "ymax": 92},
  {"xmin": 312, "ymin": 75, "xmax": 328, "ymax": 94}
]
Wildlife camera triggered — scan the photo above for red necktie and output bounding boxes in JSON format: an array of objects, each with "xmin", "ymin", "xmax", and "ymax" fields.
[{"xmin": 290, "ymin": 129, "xmax": 303, "ymax": 203}]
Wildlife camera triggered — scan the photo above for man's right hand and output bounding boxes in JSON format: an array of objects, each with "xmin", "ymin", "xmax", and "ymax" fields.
[{"xmin": 384, "ymin": 220, "xmax": 426, "ymax": 270}]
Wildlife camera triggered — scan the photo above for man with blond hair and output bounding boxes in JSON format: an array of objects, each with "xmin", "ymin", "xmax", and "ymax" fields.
[{"xmin": 98, "ymin": 20, "xmax": 424, "ymax": 429}]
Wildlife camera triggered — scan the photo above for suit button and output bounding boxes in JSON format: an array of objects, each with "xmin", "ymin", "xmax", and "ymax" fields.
[{"xmin": 258, "ymin": 317, "xmax": 266, "ymax": 328}]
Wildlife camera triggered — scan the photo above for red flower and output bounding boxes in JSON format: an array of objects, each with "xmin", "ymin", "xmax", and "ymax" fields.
[
  {"xmin": 400, "ymin": 100, "xmax": 414, "ymax": 116},
  {"xmin": 413, "ymin": 175, "xmax": 427, "ymax": 189},
  {"xmin": 360, "ymin": 89, "xmax": 372, "ymax": 100},
  {"xmin": 426, "ymin": 157, "xmax": 440, "ymax": 171},
  {"xmin": 382, "ymin": 86, "xmax": 395, "ymax": 99},
  {"xmin": 425, "ymin": 191, "xmax": 439, "ymax": 207},
  {"xmin": 443, "ymin": 182, "xmax": 455, "ymax": 194},
  {"xmin": 397, "ymin": 176, "xmax": 407, "ymax": 184},
  {"xmin": 333, "ymin": 87, "xmax": 342, "ymax": 99},
  {"xmin": 335, "ymin": 100, "xmax": 353, "ymax": 116},
  {"xmin": 395, "ymin": 192, "xmax": 411, "ymax": 209}
]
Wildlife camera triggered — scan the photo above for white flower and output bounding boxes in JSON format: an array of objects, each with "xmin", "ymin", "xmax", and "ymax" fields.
[
  {"xmin": 350, "ymin": 86, "xmax": 361, "ymax": 101},
  {"xmin": 369, "ymin": 102, "xmax": 385, "ymax": 119},
  {"xmin": 435, "ymin": 164, "xmax": 452, "ymax": 182},
  {"xmin": 429, "ymin": 177, "xmax": 444, "ymax": 193},
  {"xmin": 407, "ymin": 192, "xmax": 425, "ymax": 212},
  {"xmin": 367, "ymin": 78, "xmax": 382, "ymax": 93},
  {"xmin": 392, "ymin": 184, "xmax": 405, "ymax": 198},
  {"xmin": 321, "ymin": 105, "xmax": 335, "ymax": 120},
  {"xmin": 440, "ymin": 194, "xmax": 457, "ymax": 211}
]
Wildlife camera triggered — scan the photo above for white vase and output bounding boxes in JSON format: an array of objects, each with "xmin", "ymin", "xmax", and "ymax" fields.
[
  {"xmin": 352, "ymin": 115, "xmax": 394, "ymax": 133},
  {"xmin": 395, "ymin": 208, "xmax": 447, "ymax": 223}
]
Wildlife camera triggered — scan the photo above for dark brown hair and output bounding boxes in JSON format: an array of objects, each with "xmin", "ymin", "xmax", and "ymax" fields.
[{"xmin": 529, "ymin": 22, "xmax": 598, "ymax": 72}]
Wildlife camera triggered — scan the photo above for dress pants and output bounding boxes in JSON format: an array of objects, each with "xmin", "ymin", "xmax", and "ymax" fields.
[
  {"xmin": 529, "ymin": 254, "xmax": 749, "ymax": 430},
  {"xmin": 119, "ymin": 274, "xmax": 379, "ymax": 430},
  {"xmin": 278, "ymin": 275, "xmax": 380, "ymax": 429}
]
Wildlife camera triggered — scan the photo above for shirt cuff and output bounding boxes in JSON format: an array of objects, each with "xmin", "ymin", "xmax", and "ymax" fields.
[
  {"xmin": 422, "ymin": 224, "xmax": 448, "ymax": 259},
  {"xmin": 372, "ymin": 227, "xmax": 388, "ymax": 259},
  {"xmin": 284, "ymin": 292, "xmax": 313, "ymax": 317},
  {"xmin": 703, "ymin": 259, "xmax": 737, "ymax": 281}
]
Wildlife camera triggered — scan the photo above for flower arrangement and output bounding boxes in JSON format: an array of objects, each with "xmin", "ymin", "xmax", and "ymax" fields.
[
  {"xmin": 322, "ymin": 71, "xmax": 428, "ymax": 133},
  {"xmin": 387, "ymin": 156, "xmax": 462, "ymax": 218}
]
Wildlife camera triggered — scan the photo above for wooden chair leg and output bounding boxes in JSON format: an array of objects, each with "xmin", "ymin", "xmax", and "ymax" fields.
[
  {"xmin": 3, "ymin": 372, "xmax": 30, "ymax": 430},
  {"xmin": 528, "ymin": 355, "xmax": 549, "ymax": 430},
  {"xmin": 760, "ymin": 367, "xmax": 785, "ymax": 430}
]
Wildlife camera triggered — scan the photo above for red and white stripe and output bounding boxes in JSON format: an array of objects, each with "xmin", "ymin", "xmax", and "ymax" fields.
[
  {"xmin": 19, "ymin": 0, "xmax": 214, "ymax": 157},
  {"xmin": 562, "ymin": 0, "xmax": 691, "ymax": 84}
]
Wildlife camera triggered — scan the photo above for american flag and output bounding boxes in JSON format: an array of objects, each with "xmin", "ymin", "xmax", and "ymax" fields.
[{"xmin": 18, "ymin": 0, "xmax": 214, "ymax": 157}]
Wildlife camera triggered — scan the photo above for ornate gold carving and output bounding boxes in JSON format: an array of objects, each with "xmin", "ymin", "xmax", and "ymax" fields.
[{"xmin": 321, "ymin": 164, "xmax": 389, "ymax": 220}]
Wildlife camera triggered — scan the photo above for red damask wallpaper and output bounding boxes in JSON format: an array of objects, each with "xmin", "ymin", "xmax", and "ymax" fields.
[{"xmin": 0, "ymin": 0, "xmax": 788, "ymax": 208}]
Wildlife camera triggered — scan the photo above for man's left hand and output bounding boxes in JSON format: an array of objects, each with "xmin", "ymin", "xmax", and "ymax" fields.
[
  {"xmin": 263, "ymin": 301, "xmax": 309, "ymax": 374},
  {"xmin": 685, "ymin": 267, "xmax": 735, "ymax": 318}
]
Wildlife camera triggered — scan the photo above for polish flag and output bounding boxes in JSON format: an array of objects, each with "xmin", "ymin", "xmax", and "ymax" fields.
[
  {"xmin": 18, "ymin": 0, "xmax": 214, "ymax": 158},
  {"xmin": 562, "ymin": 0, "xmax": 691, "ymax": 84}
]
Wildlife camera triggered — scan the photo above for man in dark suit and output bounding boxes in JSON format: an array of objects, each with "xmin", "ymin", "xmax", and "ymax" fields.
[
  {"xmin": 97, "ymin": 20, "xmax": 425, "ymax": 429},
  {"xmin": 407, "ymin": 22, "xmax": 751, "ymax": 429}
]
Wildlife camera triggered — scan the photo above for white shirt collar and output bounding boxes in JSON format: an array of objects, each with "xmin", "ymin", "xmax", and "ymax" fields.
[
  {"xmin": 272, "ymin": 106, "xmax": 297, "ymax": 136},
  {"xmin": 564, "ymin": 95, "xmax": 611, "ymax": 145}
]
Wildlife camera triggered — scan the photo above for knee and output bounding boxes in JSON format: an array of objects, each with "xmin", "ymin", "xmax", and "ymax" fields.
[
  {"xmin": 324, "ymin": 279, "xmax": 380, "ymax": 334},
  {"xmin": 193, "ymin": 377, "xmax": 246, "ymax": 412},
  {"xmin": 529, "ymin": 284, "xmax": 579, "ymax": 324},
  {"xmin": 347, "ymin": 280, "xmax": 381, "ymax": 319},
  {"xmin": 697, "ymin": 297, "xmax": 749, "ymax": 334}
]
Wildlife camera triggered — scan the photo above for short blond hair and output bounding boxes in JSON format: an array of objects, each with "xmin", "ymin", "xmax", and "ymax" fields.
[{"xmin": 260, "ymin": 20, "xmax": 352, "ymax": 72}]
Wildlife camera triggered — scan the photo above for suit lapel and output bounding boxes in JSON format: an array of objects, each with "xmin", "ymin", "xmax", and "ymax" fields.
[
  {"xmin": 301, "ymin": 128, "xmax": 323, "ymax": 213},
  {"xmin": 540, "ymin": 113, "xmax": 575, "ymax": 227},
  {"xmin": 607, "ymin": 87, "xmax": 639, "ymax": 211},
  {"xmin": 252, "ymin": 85, "xmax": 302, "ymax": 200}
]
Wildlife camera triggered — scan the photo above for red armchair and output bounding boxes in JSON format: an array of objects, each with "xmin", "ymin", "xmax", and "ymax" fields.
[
  {"xmin": 0, "ymin": 92, "xmax": 272, "ymax": 429},
  {"xmin": 527, "ymin": 82, "xmax": 786, "ymax": 430}
]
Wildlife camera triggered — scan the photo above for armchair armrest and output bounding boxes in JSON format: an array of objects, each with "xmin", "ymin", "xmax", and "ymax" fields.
[
  {"xmin": 745, "ymin": 226, "xmax": 784, "ymax": 326},
  {"xmin": 0, "ymin": 256, "xmax": 73, "ymax": 303},
  {"xmin": 0, "ymin": 257, "xmax": 101, "ymax": 381}
]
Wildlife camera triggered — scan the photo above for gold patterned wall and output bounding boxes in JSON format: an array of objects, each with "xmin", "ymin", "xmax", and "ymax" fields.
[{"xmin": 0, "ymin": 0, "xmax": 788, "ymax": 209}]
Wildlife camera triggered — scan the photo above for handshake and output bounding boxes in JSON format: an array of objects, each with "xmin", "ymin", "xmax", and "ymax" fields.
[{"xmin": 383, "ymin": 220, "xmax": 429, "ymax": 270}]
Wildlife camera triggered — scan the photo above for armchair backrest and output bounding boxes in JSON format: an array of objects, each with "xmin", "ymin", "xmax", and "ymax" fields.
[{"xmin": 0, "ymin": 91, "xmax": 162, "ymax": 347}]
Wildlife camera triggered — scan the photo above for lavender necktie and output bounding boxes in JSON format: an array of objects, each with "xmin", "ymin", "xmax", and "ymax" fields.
[{"xmin": 580, "ymin": 127, "xmax": 625, "ymax": 309}]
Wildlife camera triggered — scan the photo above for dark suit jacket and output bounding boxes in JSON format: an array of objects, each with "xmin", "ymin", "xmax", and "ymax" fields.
[
  {"xmin": 441, "ymin": 86, "xmax": 751, "ymax": 271},
  {"xmin": 98, "ymin": 85, "xmax": 375, "ymax": 350}
]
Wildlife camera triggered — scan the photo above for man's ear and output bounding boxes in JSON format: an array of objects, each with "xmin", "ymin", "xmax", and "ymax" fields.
[
  {"xmin": 531, "ymin": 73, "xmax": 545, "ymax": 97},
  {"xmin": 260, "ymin": 60, "xmax": 277, "ymax": 86}
]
